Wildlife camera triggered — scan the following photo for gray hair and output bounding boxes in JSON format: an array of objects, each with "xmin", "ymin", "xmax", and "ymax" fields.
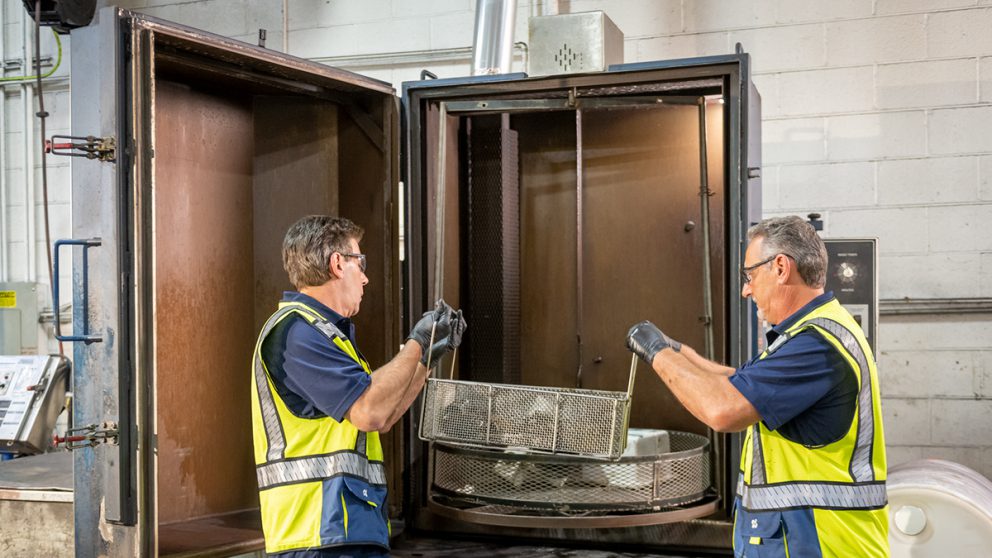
[
  {"xmin": 747, "ymin": 215, "xmax": 827, "ymax": 288},
  {"xmin": 282, "ymin": 216, "xmax": 364, "ymax": 290}
]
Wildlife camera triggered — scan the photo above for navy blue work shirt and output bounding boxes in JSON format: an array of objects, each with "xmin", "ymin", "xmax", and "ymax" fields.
[
  {"xmin": 260, "ymin": 292, "xmax": 371, "ymax": 422},
  {"xmin": 729, "ymin": 292, "xmax": 859, "ymax": 446}
]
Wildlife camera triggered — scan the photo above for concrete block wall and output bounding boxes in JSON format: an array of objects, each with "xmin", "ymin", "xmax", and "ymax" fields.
[
  {"xmin": 2, "ymin": 1, "xmax": 989, "ymax": 478},
  {"xmin": 0, "ymin": 1, "xmax": 73, "ymax": 353}
]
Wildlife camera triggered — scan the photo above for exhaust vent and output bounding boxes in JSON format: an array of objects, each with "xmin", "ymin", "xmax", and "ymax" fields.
[{"xmin": 528, "ymin": 11, "xmax": 623, "ymax": 76}]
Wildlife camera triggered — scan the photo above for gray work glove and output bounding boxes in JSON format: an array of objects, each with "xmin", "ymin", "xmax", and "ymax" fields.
[
  {"xmin": 407, "ymin": 300, "xmax": 467, "ymax": 367},
  {"xmin": 625, "ymin": 320, "xmax": 681, "ymax": 365}
]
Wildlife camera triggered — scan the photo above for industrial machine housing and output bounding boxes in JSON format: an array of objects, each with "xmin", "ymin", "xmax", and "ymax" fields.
[{"xmin": 65, "ymin": 8, "xmax": 761, "ymax": 556}]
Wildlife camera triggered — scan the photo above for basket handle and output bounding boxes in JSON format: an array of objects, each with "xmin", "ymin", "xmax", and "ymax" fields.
[{"xmin": 626, "ymin": 353, "xmax": 638, "ymax": 398}]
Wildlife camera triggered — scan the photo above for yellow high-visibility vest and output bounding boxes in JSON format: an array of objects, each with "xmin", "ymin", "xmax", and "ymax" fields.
[
  {"xmin": 251, "ymin": 301, "xmax": 389, "ymax": 554},
  {"xmin": 735, "ymin": 297, "xmax": 888, "ymax": 557}
]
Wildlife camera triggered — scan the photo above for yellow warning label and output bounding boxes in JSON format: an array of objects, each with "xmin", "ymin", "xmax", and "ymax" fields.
[{"xmin": 0, "ymin": 291, "xmax": 15, "ymax": 308}]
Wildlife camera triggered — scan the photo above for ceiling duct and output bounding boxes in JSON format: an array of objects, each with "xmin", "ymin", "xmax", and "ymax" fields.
[{"xmin": 472, "ymin": 0, "xmax": 517, "ymax": 75}]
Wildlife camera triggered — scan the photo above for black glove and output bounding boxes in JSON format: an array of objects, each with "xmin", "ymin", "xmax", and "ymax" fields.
[
  {"xmin": 626, "ymin": 320, "xmax": 681, "ymax": 365},
  {"xmin": 407, "ymin": 300, "xmax": 467, "ymax": 367}
]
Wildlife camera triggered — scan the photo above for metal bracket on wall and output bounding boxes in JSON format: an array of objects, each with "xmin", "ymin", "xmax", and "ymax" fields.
[{"xmin": 46, "ymin": 134, "xmax": 117, "ymax": 162}]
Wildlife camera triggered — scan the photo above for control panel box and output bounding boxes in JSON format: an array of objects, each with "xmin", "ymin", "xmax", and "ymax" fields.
[
  {"xmin": 0, "ymin": 355, "xmax": 70, "ymax": 454},
  {"xmin": 823, "ymin": 239, "xmax": 877, "ymax": 355}
]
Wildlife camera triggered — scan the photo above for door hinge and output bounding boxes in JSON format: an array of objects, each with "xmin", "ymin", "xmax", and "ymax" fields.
[
  {"xmin": 46, "ymin": 135, "xmax": 117, "ymax": 162},
  {"xmin": 54, "ymin": 421, "xmax": 119, "ymax": 450}
]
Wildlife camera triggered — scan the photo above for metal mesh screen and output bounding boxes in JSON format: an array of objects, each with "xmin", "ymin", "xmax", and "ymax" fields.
[
  {"xmin": 420, "ymin": 378, "xmax": 630, "ymax": 459},
  {"xmin": 465, "ymin": 120, "xmax": 520, "ymax": 384},
  {"xmin": 431, "ymin": 431, "xmax": 710, "ymax": 511}
]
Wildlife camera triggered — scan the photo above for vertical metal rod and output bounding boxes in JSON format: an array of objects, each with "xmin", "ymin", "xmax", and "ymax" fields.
[
  {"xmin": 697, "ymin": 98, "xmax": 715, "ymax": 361},
  {"xmin": 551, "ymin": 392, "xmax": 560, "ymax": 452},
  {"xmin": 23, "ymin": 82, "xmax": 36, "ymax": 282},
  {"xmin": 575, "ymin": 108, "xmax": 584, "ymax": 388},
  {"xmin": 433, "ymin": 102, "xmax": 448, "ymax": 306}
]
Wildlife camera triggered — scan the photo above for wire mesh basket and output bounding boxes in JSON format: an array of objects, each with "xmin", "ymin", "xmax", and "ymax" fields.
[
  {"xmin": 419, "ymin": 355, "xmax": 639, "ymax": 460},
  {"xmin": 431, "ymin": 430, "xmax": 711, "ymax": 511}
]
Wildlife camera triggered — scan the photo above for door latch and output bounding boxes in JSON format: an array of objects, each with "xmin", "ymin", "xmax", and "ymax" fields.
[
  {"xmin": 54, "ymin": 421, "xmax": 119, "ymax": 450},
  {"xmin": 46, "ymin": 135, "xmax": 116, "ymax": 162}
]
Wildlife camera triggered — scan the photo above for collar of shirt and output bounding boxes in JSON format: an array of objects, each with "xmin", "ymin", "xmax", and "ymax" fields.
[
  {"xmin": 281, "ymin": 291, "xmax": 357, "ymax": 342},
  {"xmin": 765, "ymin": 290, "xmax": 835, "ymax": 346}
]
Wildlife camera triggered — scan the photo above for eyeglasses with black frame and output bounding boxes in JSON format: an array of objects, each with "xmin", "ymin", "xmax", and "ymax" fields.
[
  {"xmin": 740, "ymin": 253, "xmax": 791, "ymax": 284},
  {"xmin": 337, "ymin": 252, "xmax": 367, "ymax": 273}
]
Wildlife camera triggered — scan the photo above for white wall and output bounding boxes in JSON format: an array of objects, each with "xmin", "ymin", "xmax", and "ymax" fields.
[
  {"xmin": 0, "ymin": 1, "xmax": 72, "ymax": 353},
  {"xmin": 2, "ymin": 0, "xmax": 989, "ymax": 478}
]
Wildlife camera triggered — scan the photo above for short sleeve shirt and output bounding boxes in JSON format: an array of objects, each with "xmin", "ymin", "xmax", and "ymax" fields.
[
  {"xmin": 728, "ymin": 292, "xmax": 859, "ymax": 446},
  {"xmin": 260, "ymin": 292, "xmax": 371, "ymax": 422}
]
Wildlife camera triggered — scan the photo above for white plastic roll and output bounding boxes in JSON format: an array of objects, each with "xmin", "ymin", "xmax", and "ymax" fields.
[{"xmin": 888, "ymin": 459, "xmax": 992, "ymax": 557}]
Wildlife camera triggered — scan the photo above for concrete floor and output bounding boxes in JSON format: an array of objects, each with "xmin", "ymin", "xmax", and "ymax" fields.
[{"xmin": 390, "ymin": 537, "xmax": 710, "ymax": 557}]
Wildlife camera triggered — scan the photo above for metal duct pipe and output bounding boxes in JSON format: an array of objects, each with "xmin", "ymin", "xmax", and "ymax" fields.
[{"xmin": 472, "ymin": 0, "xmax": 516, "ymax": 75}]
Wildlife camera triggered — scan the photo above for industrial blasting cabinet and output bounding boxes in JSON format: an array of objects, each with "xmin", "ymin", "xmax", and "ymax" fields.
[{"xmin": 66, "ymin": 8, "xmax": 760, "ymax": 556}]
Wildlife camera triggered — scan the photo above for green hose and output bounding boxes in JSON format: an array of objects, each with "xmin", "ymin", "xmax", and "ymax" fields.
[{"xmin": 0, "ymin": 27, "xmax": 62, "ymax": 82}]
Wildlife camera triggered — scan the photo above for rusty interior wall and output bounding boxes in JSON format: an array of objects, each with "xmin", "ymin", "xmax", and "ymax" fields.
[
  {"xmin": 514, "ymin": 112, "xmax": 579, "ymax": 388},
  {"xmin": 153, "ymin": 80, "xmax": 258, "ymax": 524},
  {"xmin": 252, "ymin": 97, "xmax": 340, "ymax": 333},
  {"xmin": 495, "ymin": 104, "xmax": 725, "ymax": 435},
  {"xmin": 579, "ymin": 105, "xmax": 725, "ymax": 435}
]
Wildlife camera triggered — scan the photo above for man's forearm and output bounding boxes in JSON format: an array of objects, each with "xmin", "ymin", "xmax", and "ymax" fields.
[
  {"xmin": 679, "ymin": 345, "xmax": 736, "ymax": 376},
  {"xmin": 652, "ymin": 349, "xmax": 759, "ymax": 432},
  {"xmin": 382, "ymin": 356, "xmax": 431, "ymax": 430},
  {"xmin": 347, "ymin": 343, "xmax": 422, "ymax": 431}
]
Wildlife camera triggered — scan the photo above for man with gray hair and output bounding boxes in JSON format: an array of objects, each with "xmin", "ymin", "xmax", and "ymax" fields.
[
  {"xmin": 251, "ymin": 215, "xmax": 465, "ymax": 558},
  {"xmin": 626, "ymin": 215, "xmax": 888, "ymax": 557}
]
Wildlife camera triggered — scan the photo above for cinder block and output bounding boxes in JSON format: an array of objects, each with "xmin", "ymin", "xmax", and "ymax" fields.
[
  {"xmin": 877, "ymin": 349, "xmax": 978, "ymax": 398},
  {"xmin": 829, "ymin": 207, "xmax": 929, "ymax": 254},
  {"xmin": 564, "ymin": 0, "xmax": 682, "ymax": 37},
  {"xmin": 287, "ymin": 0, "xmax": 392, "ymax": 30},
  {"xmin": 928, "ymin": 8, "xmax": 992, "ymax": 59},
  {"xmin": 929, "ymin": 204, "xmax": 992, "ymax": 252},
  {"xmin": 826, "ymin": 111, "xmax": 926, "ymax": 161},
  {"xmin": 877, "ymin": 156, "xmax": 979, "ymax": 206},
  {"xmin": 885, "ymin": 445, "xmax": 924, "ymax": 468},
  {"xmin": 4, "ymin": 207, "xmax": 26, "ymax": 243},
  {"xmin": 5, "ymin": 242, "xmax": 27, "ymax": 281},
  {"xmin": 880, "ymin": 315, "xmax": 992, "ymax": 351},
  {"xmin": 877, "ymin": 59, "xmax": 978, "ymax": 110},
  {"xmin": 826, "ymin": 15, "xmax": 926, "ymax": 66},
  {"xmin": 683, "ymin": 0, "xmax": 777, "ymax": 33},
  {"xmin": 778, "ymin": 66, "xmax": 874, "ymax": 116},
  {"xmin": 729, "ymin": 24, "xmax": 825, "ymax": 73},
  {"xmin": 879, "ymin": 253, "xmax": 981, "ymax": 299},
  {"xmin": 775, "ymin": 0, "xmax": 872, "ymax": 24},
  {"xmin": 3, "ymin": 169, "xmax": 26, "ymax": 205},
  {"xmin": 635, "ymin": 32, "xmax": 730, "ymax": 63},
  {"xmin": 983, "ymin": 253, "xmax": 992, "ymax": 298},
  {"xmin": 42, "ymin": 165, "xmax": 72, "ymax": 205},
  {"xmin": 760, "ymin": 166, "xmax": 780, "ymax": 212},
  {"xmin": 430, "ymin": 11, "xmax": 475, "ymax": 49},
  {"xmin": 290, "ymin": 19, "xmax": 432, "ymax": 59},
  {"xmin": 394, "ymin": 0, "xmax": 472, "ymax": 18},
  {"xmin": 932, "ymin": 399, "xmax": 992, "ymax": 446},
  {"xmin": 778, "ymin": 161, "xmax": 874, "ymax": 209},
  {"xmin": 981, "ymin": 156, "xmax": 992, "ymax": 201},
  {"xmin": 876, "ymin": 0, "xmax": 977, "ymax": 15},
  {"xmin": 139, "ymin": 1, "xmax": 249, "ymax": 37},
  {"xmin": 882, "ymin": 397, "xmax": 930, "ymax": 446},
  {"xmin": 930, "ymin": 106, "xmax": 992, "ymax": 155},
  {"xmin": 982, "ymin": 57, "xmax": 992, "ymax": 103},
  {"xmin": 762, "ymin": 117, "xmax": 826, "ymax": 164},
  {"xmin": 243, "ymin": 1, "xmax": 284, "ymax": 36}
]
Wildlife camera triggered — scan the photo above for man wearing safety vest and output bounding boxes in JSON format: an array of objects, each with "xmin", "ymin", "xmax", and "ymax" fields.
[
  {"xmin": 251, "ymin": 215, "xmax": 466, "ymax": 557},
  {"xmin": 626, "ymin": 215, "xmax": 888, "ymax": 557}
]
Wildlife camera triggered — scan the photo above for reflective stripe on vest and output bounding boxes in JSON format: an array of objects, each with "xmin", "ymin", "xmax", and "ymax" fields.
[
  {"xmin": 739, "ymin": 480, "xmax": 887, "ymax": 510},
  {"xmin": 257, "ymin": 450, "xmax": 387, "ymax": 490}
]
